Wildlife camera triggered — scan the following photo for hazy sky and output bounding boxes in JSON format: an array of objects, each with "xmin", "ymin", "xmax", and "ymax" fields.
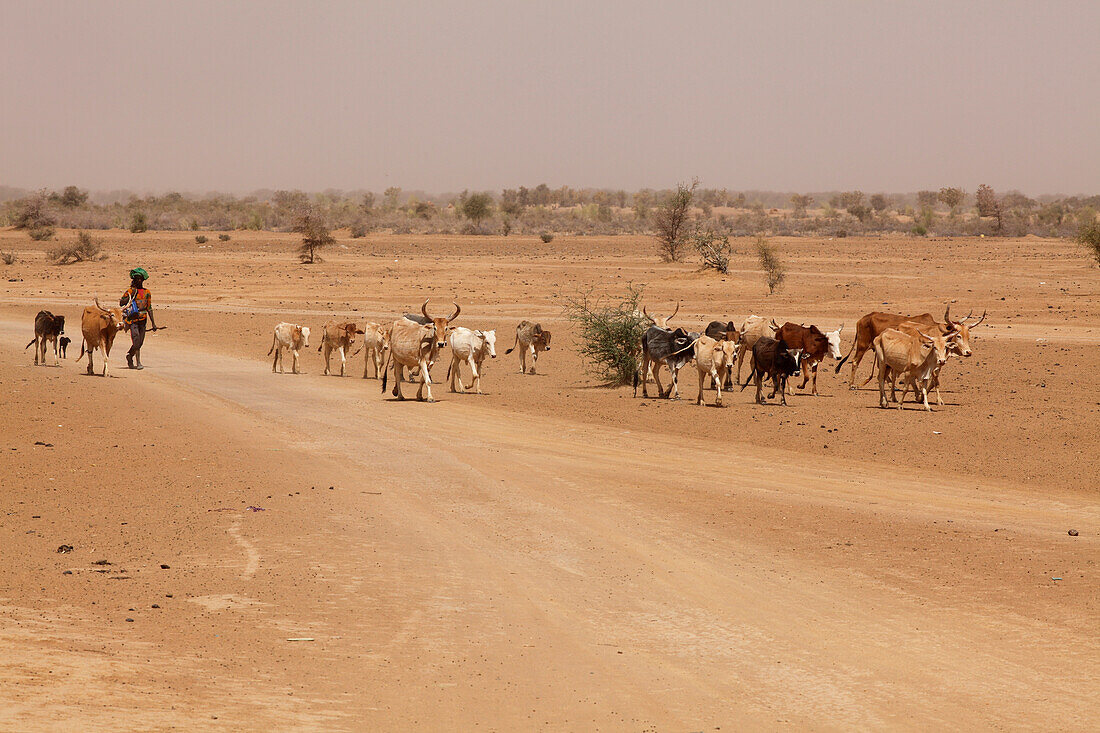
[{"xmin": 3, "ymin": 1, "xmax": 1098, "ymax": 194}]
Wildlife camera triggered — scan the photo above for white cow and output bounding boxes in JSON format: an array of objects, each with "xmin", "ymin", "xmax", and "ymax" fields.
[
  {"xmin": 268, "ymin": 322, "xmax": 311, "ymax": 374},
  {"xmin": 447, "ymin": 328, "xmax": 497, "ymax": 394}
]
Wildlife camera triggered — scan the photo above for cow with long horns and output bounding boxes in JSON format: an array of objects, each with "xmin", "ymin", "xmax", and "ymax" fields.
[{"xmin": 382, "ymin": 300, "xmax": 460, "ymax": 402}]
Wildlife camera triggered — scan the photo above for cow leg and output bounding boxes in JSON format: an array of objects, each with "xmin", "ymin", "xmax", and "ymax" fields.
[
  {"xmin": 527, "ymin": 345, "xmax": 537, "ymax": 374},
  {"xmin": 449, "ymin": 356, "xmax": 461, "ymax": 392},
  {"xmin": 86, "ymin": 347, "xmax": 94, "ymax": 375},
  {"xmin": 897, "ymin": 376, "xmax": 910, "ymax": 410},
  {"xmin": 696, "ymin": 366, "xmax": 706, "ymax": 405},
  {"xmin": 669, "ymin": 364, "xmax": 682, "ymax": 400},
  {"xmin": 393, "ymin": 364, "xmax": 405, "ymax": 399},
  {"xmin": 467, "ymin": 356, "xmax": 481, "ymax": 393},
  {"xmin": 849, "ymin": 344, "xmax": 869, "ymax": 389},
  {"xmin": 652, "ymin": 362, "xmax": 667, "ymax": 398},
  {"xmin": 712, "ymin": 367, "xmax": 723, "ymax": 406},
  {"xmin": 363, "ymin": 347, "xmax": 372, "ymax": 379},
  {"xmin": 755, "ymin": 371, "xmax": 764, "ymax": 404},
  {"xmin": 102, "ymin": 347, "xmax": 109, "ymax": 377},
  {"xmin": 419, "ymin": 359, "xmax": 434, "ymax": 402}
]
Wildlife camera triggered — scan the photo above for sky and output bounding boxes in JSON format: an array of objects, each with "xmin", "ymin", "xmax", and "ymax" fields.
[{"xmin": 2, "ymin": 0, "xmax": 1098, "ymax": 195}]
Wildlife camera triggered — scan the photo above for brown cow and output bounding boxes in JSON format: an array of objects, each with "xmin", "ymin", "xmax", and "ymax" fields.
[
  {"xmin": 735, "ymin": 315, "xmax": 776, "ymax": 383},
  {"xmin": 836, "ymin": 306, "xmax": 984, "ymax": 388},
  {"xmin": 317, "ymin": 320, "xmax": 365, "ymax": 376},
  {"xmin": 772, "ymin": 322, "xmax": 844, "ymax": 396},
  {"xmin": 78, "ymin": 298, "xmax": 126, "ymax": 376},
  {"xmin": 504, "ymin": 320, "xmax": 551, "ymax": 374},
  {"xmin": 25, "ymin": 310, "xmax": 66, "ymax": 366}
]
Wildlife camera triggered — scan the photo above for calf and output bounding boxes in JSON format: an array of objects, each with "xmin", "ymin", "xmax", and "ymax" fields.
[
  {"xmin": 772, "ymin": 322, "xmax": 844, "ymax": 396},
  {"xmin": 78, "ymin": 298, "xmax": 126, "ymax": 376},
  {"xmin": 505, "ymin": 320, "xmax": 552, "ymax": 374},
  {"xmin": 872, "ymin": 328, "xmax": 949, "ymax": 411},
  {"xmin": 268, "ymin": 322, "xmax": 311, "ymax": 374},
  {"xmin": 447, "ymin": 327, "xmax": 497, "ymax": 394},
  {"xmin": 318, "ymin": 320, "xmax": 364, "ymax": 376},
  {"xmin": 704, "ymin": 319, "xmax": 740, "ymax": 388},
  {"xmin": 357, "ymin": 322, "xmax": 390, "ymax": 379},
  {"xmin": 59, "ymin": 336, "xmax": 71, "ymax": 359},
  {"xmin": 634, "ymin": 325, "xmax": 696, "ymax": 399},
  {"xmin": 693, "ymin": 336, "xmax": 739, "ymax": 406},
  {"xmin": 890, "ymin": 321, "xmax": 962, "ymax": 405},
  {"xmin": 740, "ymin": 337, "xmax": 802, "ymax": 406},
  {"xmin": 24, "ymin": 310, "xmax": 65, "ymax": 366}
]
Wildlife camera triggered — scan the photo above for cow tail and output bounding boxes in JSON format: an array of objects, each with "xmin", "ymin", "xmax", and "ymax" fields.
[
  {"xmin": 267, "ymin": 333, "xmax": 276, "ymax": 356},
  {"xmin": 381, "ymin": 352, "xmax": 390, "ymax": 393},
  {"xmin": 78, "ymin": 339, "xmax": 87, "ymax": 362},
  {"xmin": 835, "ymin": 338, "xmax": 856, "ymax": 374},
  {"xmin": 317, "ymin": 332, "xmax": 325, "ymax": 353},
  {"xmin": 504, "ymin": 333, "xmax": 518, "ymax": 355},
  {"xmin": 632, "ymin": 367, "xmax": 640, "ymax": 397},
  {"xmin": 24, "ymin": 338, "xmax": 35, "ymax": 350}
]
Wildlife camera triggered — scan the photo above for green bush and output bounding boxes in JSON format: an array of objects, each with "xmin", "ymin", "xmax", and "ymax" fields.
[
  {"xmin": 562, "ymin": 283, "xmax": 647, "ymax": 385},
  {"xmin": 130, "ymin": 212, "xmax": 148, "ymax": 233},
  {"xmin": 1077, "ymin": 220, "xmax": 1100, "ymax": 265},
  {"xmin": 540, "ymin": 232, "xmax": 554, "ymax": 243},
  {"xmin": 195, "ymin": 235, "xmax": 208, "ymax": 244},
  {"xmin": 911, "ymin": 225, "xmax": 928, "ymax": 236}
]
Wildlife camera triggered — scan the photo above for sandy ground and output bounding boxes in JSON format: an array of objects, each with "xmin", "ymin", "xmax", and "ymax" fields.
[{"xmin": 0, "ymin": 229, "xmax": 1097, "ymax": 730}]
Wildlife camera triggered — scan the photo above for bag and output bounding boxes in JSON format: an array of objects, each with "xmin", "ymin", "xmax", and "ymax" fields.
[{"xmin": 122, "ymin": 289, "xmax": 144, "ymax": 320}]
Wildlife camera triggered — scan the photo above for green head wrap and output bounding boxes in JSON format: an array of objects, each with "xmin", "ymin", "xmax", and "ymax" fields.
[{"xmin": 129, "ymin": 267, "xmax": 148, "ymax": 281}]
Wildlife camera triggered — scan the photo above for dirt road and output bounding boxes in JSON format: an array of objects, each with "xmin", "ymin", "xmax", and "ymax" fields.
[{"xmin": 1, "ymin": 317, "xmax": 1096, "ymax": 730}]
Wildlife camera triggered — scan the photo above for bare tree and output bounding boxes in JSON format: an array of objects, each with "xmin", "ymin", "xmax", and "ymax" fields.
[
  {"xmin": 976, "ymin": 184, "xmax": 1003, "ymax": 232},
  {"xmin": 652, "ymin": 179, "xmax": 697, "ymax": 262},
  {"xmin": 292, "ymin": 205, "xmax": 334, "ymax": 264},
  {"xmin": 790, "ymin": 194, "xmax": 814, "ymax": 216},
  {"xmin": 916, "ymin": 190, "xmax": 939, "ymax": 210}
]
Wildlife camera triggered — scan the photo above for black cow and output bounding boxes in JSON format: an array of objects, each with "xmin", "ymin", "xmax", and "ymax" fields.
[
  {"xmin": 741, "ymin": 336, "xmax": 803, "ymax": 406},
  {"xmin": 24, "ymin": 310, "xmax": 66, "ymax": 366},
  {"xmin": 634, "ymin": 326, "xmax": 696, "ymax": 399},
  {"xmin": 59, "ymin": 336, "xmax": 71, "ymax": 359}
]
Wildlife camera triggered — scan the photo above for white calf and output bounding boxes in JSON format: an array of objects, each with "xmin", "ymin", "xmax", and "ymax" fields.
[
  {"xmin": 268, "ymin": 322, "xmax": 311, "ymax": 374},
  {"xmin": 447, "ymin": 328, "xmax": 497, "ymax": 394}
]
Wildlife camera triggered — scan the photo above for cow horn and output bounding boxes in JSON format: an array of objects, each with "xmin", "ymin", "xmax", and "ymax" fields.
[
  {"xmin": 93, "ymin": 297, "xmax": 110, "ymax": 314},
  {"xmin": 837, "ymin": 324, "xmax": 844, "ymax": 333},
  {"xmin": 421, "ymin": 299, "xmax": 431, "ymax": 319},
  {"xmin": 448, "ymin": 302, "xmax": 461, "ymax": 322},
  {"xmin": 669, "ymin": 301, "xmax": 680, "ymax": 321},
  {"xmin": 642, "ymin": 305, "xmax": 651, "ymax": 321},
  {"xmin": 943, "ymin": 306, "xmax": 951, "ymax": 324},
  {"xmin": 969, "ymin": 310, "xmax": 987, "ymax": 328},
  {"xmin": 769, "ymin": 318, "xmax": 779, "ymax": 329}
]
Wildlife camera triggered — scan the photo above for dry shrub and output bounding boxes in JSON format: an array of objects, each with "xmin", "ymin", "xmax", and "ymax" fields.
[
  {"xmin": 562, "ymin": 283, "xmax": 647, "ymax": 385},
  {"xmin": 47, "ymin": 231, "xmax": 107, "ymax": 264},
  {"xmin": 195, "ymin": 235, "xmax": 208, "ymax": 244},
  {"xmin": 756, "ymin": 235, "xmax": 785, "ymax": 294},
  {"xmin": 28, "ymin": 226, "xmax": 55, "ymax": 241},
  {"xmin": 218, "ymin": 233, "xmax": 231, "ymax": 242},
  {"xmin": 129, "ymin": 212, "xmax": 148, "ymax": 233},
  {"xmin": 693, "ymin": 227, "xmax": 731, "ymax": 273},
  {"xmin": 652, "ymin": 180, "xmax": 697, "ymax": 262},
  {"xmin": 1, "ymin": 251, "xmax": 16, "ymax": 265},
  {"xmin": 540, "ymin": 232, "xmax": 554, "ymax": 243}
]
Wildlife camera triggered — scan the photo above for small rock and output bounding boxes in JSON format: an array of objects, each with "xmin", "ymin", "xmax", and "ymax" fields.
[
  {"xmin": 1068, "ymin": 529, "xmax": 1079, "ymax": 536},
  {"xmin": 92, "ymin": 559, "xmax": 111, "ymax": 566},
  {"xmin": 160, "ymin": 564, "xmax": 170, "ymax": 569},
  {"xmin": 62, "ymin": 570, "xmax": 72, "ymax": 575},
  {"xmin": 56, "ymin": 544, "xmax": 73, "ymax": 554},
  {"xmin": 151, "ymin": 604, "xmax": 160, "ymax": 609},
  {"xmin": 125, "ymin": 618, "xmax": 134, "ymax": 623}
]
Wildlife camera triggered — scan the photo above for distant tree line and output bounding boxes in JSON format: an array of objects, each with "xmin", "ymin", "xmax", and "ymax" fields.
[{"xmin": 1, "ymin": 183, "xmax": 1097, "ymax": 240}]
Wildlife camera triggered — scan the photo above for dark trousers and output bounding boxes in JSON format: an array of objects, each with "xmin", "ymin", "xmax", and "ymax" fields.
[{"xmin": 127, "ymin": 320, "xmax": 146, "ymax": 358}]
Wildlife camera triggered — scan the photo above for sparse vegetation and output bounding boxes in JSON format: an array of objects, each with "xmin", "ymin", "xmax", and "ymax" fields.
[
  {"xmin": 218, "ymin": 233, "xmax": 230, "ymax": 241},
  {"xmin": 28, "ymin": 226, "xmax": 55, "ymax": 241},
  {"xmin": 911, "ymin": 225, "xmax": 928, "ymax": 236},
  {"xmin": 562, "ymin": 284, "xmax": 648, "ymax": 385},
  {"xmin": 1, "ymin": 251, "xmax": 16, "ymax": 265},
  {"xmin": 976, "ymin": 184, "xmax": 1003, "ymax": 232},
  {"xmin": 1077, "ymin": 220, "xmax": 1100, "ymax": 265},
  {"xmin": 938, "ymin": 187, "xmax": 965, "ymax": 214},
  {"xmin": 13, "ymin": 191, "xmax": 55, "ymax": 230},
  {"xmin": 540, "ymin": 232, "xmax": 554, "ymax": 243},
  {"xmin": 349, "ymin": 220, "xmax": 368, "ymax": 238},
  {"xmin": 693, "ymin": 227, "xmax": 731, "ymax": 274},
  {"xmin": 130, "ymin": 212, "xmax": 148, "ymax": 233},
  {"xmin": 293, "ymin": 205, "xmax": 334, "ymax": 264},
  {"xmin": 756, "ymin": 235, "xmax": 786, "ymax": 294},
  {"xmin": 195, "ymin": 235, "xmax": 208, "ymax": 244},
  {"xmin": 652, "ymin": 180, "xmax": 697, "ymax": 262},
  {"xmin": 46, "ymin": 231, "xmax": 106, "ymax": 264}
]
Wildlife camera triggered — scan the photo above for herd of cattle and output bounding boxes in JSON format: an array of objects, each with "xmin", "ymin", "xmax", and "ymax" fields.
[{"xmin": 25, "ymin": 298, "xmax": 985, "ymax": 411}]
